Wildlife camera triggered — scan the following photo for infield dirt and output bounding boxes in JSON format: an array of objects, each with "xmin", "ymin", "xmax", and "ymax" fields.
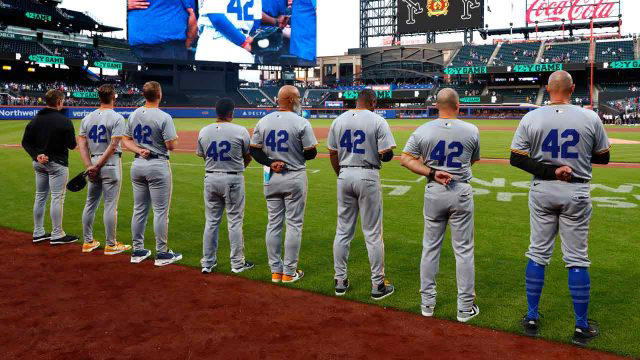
[{"xmin": 0, "ymin": 228, "xmax": 623, "ymax": 359}]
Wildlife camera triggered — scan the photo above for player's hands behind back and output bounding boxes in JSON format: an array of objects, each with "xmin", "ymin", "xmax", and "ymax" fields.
[
  {"xmin": 138, "ymin": 148, "xmax": 151, "ymax": 159},
  {"xmin": 434, "ymin": 170, "xmax": 453, "ymax": 186},
  {"xmin": 555, "ymin": 165, "xmax": 573, "ymax": 182},
  {"xmin": 242, "ymin": 37, "xmax": 253, "ymax": 52},
  {"xmin": 36, "ymin": 154, "xmax": 49, "ymax": 165},
  {"xmin": 270, "ymin": 161, "xmax": 286, "ymax": 173}
]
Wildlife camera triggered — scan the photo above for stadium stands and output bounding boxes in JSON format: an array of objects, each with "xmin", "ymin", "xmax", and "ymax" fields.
[
  {"xmin": 540, "ymin": 42, "xmax": 590, "ymax": 64},
  {"xmin": 595, "ymin": 40, "xmax": 635, "ymax": 62},
  {"xmin": 0, "ymin": 37, "xmax": 46, "ymax": 56},
  {"xmin": 98, "ymin": 46, "xmax": 139, "ymax": 63},
  {"xmin": 491, "ymin": 42, "xmax": 541, "ymax": 66},
  {"xmin": 239, "ymin": 88, "xmax": 273, "ymax": 106},
  {"xmin": 449, "ymin": 44, "xmax": 497, "ymax": 67},
  {"xmin": 47, "ymin": 43, "xmax": 103, "ymax": 59}
]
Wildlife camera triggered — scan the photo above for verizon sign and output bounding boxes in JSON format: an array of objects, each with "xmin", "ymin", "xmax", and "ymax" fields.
[{"xmin": 526, "ymin": 0, "xmax": 619, "ymax": 24}]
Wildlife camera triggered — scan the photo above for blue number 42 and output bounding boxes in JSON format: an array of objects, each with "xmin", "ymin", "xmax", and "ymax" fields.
[
  {"xmin": 88, "ymin": 125, "xmax": 107, "ymax": 143},
  {"xmin": 265, "ymin": 130, "xmax": 289, "ymax": 152},
  {"xmin": 339, "ymin": 129, "xmax": 366, "ymax": 154},
  {"xmin": 227, "ymin": 0, "xmax": 254, "ymax": 21},
  {"xmin": 430, "ymin": 140, "xmax": 464, "ymax": 168},
  {"xmin": 542, "ymin": 129, "xmax": 580, "ymax": 159},
  {"xmin": 206, "ymin": 141, "xmax": 232, "ymax": 161}
]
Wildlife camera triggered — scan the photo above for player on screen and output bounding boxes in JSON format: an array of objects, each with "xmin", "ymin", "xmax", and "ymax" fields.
[
  {"xmin": 195, "ymin": 0, "xmax": 262, "ymax": 64},
  {"xmin": 290, "ymin": 0, "xmax": 316, "ymax": 62}
]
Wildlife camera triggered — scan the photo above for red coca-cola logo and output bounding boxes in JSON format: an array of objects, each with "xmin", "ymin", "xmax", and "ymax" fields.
[{"xmin": 526, "ymin": 0, "xmax": 617, "ymax": 24}]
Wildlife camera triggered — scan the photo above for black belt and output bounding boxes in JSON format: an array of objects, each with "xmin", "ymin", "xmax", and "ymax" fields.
[
  {"xmin": 206, "ymin": 170, "xmax": 239, "ymax": 175},
  {"xmin": 135, "ymin": 153, "xmax": 169, "ymax": 160},
  {"xmin": 341, "ymin": 165, "xmax": 381, "ymax": 170},
  {"xmin": 92, "ymin": 152, "xmax": 122, "ymax": 158}
]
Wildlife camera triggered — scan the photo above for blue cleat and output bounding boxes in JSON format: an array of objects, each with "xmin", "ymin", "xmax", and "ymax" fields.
[{"xmin": 154, "ymin": 250, "xmax": 182, "ymax": 267}]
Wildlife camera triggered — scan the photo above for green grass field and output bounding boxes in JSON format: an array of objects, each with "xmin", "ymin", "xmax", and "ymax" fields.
[{"xmin": 1, "ymin": 118, "xmax": 639, "ymax": 356}]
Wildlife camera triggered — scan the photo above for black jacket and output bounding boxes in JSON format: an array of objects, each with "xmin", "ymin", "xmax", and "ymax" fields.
[{"xmin": 21, "ymin": 108, "xmax": 77, "ymax": 167}]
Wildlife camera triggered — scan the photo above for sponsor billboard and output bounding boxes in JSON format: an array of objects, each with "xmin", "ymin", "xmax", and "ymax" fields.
[
  {"xmin": 525, "ymin": 0, "xmax": 620, "ymax": 25},
  {"xmin": 398, "ymin": 0, "xmax": 485, "ymax": 34}
]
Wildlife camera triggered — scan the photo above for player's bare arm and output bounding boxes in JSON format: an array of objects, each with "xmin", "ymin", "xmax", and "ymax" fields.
[
  {"xmin": 76, "ymin": 135, "xmax": 93, "ymax": 170},
  {"xmin": 186, "ymin": 8, "xmax": 198, "ymax": 49},
  {"xmin": 165, "ymin": 139, "xmax": 178, "ymax": 151},
  {"xmin": 400, "ymin": 152, "xmax": 452, "ymax": 185},
  {"xmin": 128, "ymin": 0, "xmax": 149, "ymax": 11},
  {"xmin": 243, "ymin": 153, "xmax": 252, "ymax": 168},
  {"xmin": 94, "ymin": 137, "xmax": 122, "ymax": 169},
  {"xmin": 329, "ymin": 149, "xmax": 340, "ymax": 175},
  {"xmin": 122, "ymin": 136, "xmax": 150, "ymax": 158}
]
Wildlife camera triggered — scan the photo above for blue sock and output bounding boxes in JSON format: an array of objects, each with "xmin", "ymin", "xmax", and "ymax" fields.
[
  {"xmin": 525, "ymin": 259, "xmax": 545, "ymax": 320},
  {"xmin": 568, "ymin": 267, "xmax": 591, "ymax": 328}
]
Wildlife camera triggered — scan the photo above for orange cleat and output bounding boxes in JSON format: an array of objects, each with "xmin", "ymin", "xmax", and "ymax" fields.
[
  {"xmin": 104, "ymin": 242, "xmax": 132, "ymax": 256},
  {"xmin": 271, "ymin": 272, "xmax": 283, "ymax": 283},
  {"xmin": 82, "ymin": 240, "xmax": 100, "ymax": 253}
]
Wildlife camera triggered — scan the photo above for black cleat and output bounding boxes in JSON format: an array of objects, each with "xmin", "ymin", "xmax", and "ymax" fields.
[
  {"xmin": 371, "ymin": 280, "xmax": 394, "ymax": 300},
  {"xmin": 572, "ymin": 320, "xmax": 600, "ymax": 347},
  {"xmin": 521, "ymin": 315, "xmax": 541, "ymax": 337},
  {"xmin": 231, "ymin": 261, "xmax": 255, "ymax": 273},
  {"xmin": 50, "ymin": 235, "xmax": 79, "ymax": 245},
  {"xmin": 335, "ymin": 278, "xmax": 349, "ymax": 296},
  {"xmin": 33, "ymin": 233, "xmax": 51, "ymax": 243}
]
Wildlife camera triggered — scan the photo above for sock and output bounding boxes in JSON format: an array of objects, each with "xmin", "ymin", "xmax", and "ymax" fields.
[
  {"xmin": 525, "ymin": 259, "xmax": 546, "ymax": 320},
  {"xmin": 568, "ymin": 267, "xmax": 590, "ymax": 329}
]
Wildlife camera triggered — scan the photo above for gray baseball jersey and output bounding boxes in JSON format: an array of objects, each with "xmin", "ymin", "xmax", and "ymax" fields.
[
  {"xmin": 403, "ymin": 118, "xmax": 479, "ymax": 312},
  {"xmin": 250, "ymin": 111, "xmax": 318, "ymax": 171},
  {"xmin": 511, "ymin": 104, "xmax": 610, "ymax": 268},
  {"xmin": 403, "ymin": 119, "xmax": 480, "ymax": 182},
  {"xmin": 327, "ymin": 109, "xmax": 396, "ymax": 168},
  {"xmin": 78, "ymin": 109, "xmax": 125, "ymax": 160},
  {"xmin": 79, "ymin": 109, "xmax": 125, "ymax": 246},
  {"xmin": 125, "ymin": 107, "xmax": 178, "ymax": 156},
  {"xmin": 196, "ymin": 122, "xmax": 250, "ymax": 172},
  {"xmin": 511, "ymin": 104, "xmax": 610, "ymax": 181},
  {"xmin": 329, "ymin": 109, "xmax": 397, "ymax": 289}
]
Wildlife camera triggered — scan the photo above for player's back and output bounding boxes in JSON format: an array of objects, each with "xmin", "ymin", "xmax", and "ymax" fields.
[
  {"xmin": 198, "ymin": 122, "xmax": 249, "ymax": 172},
  {"xmin": 253, "ymin": 111, "xmax": 317, "ymax": 170},
  {"xmin": 514, "ymin": 104, "xmax": 609, "ymax": 180},
  {"xmin": 198, "ymin": 0, "xmax": 262, "ymax": 32},
  {"xmin": 127, "ymin": 107, "xmax": 177, "ymax": 156},
  {"xmin": 408, "ymin": 119, "xmax": 480, "ymax": 181},
  {"xmin": 328, "ymin": 109, "xmax": 395, "ymax": 168},
  {"xmin": 81, "ymin": 109, "xmax": 124, "ymax": 155}
]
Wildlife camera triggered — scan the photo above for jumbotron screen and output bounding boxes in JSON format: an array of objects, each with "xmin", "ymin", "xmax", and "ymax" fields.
[
  {"xmin": 398, "ymin": 0, "xmax": 485, "ymax": 33},
  {"xmin": 126, "ymin": 0, "xmax": 317, "ymax": 66}
]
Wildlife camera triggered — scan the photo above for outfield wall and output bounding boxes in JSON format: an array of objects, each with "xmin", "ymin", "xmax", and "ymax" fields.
[{"xmin": 0, "ymin": 106, "xmax": 535, "ymax": 120}]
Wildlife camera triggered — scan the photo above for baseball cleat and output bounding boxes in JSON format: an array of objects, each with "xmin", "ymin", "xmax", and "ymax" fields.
[
  {"xmin": 282, "ymin": 269, "xmax": 304, "ymax": 283},
  {"xmin": 82, "ymin": 240, "xmax": 101, "ymax": 253},
  {"xmin": 50, "ymin": 235, "xmax": 79, "ymax": 245},
  {"xmin": 202, "ymin": 261, "xmax": 217, "ymax": 274},
  {"xmin": 271, "ymin": 272, "xmax": 283, "ymax": 283},
  {"xmin": 521, "ymin": 315, "xmax": 541, "ymax": 337},
  {"xmin": 33, "ymin": 233, "xmax": 51, "ymax": 243},
  {"xmin": 421, "ymin": 305, "xmax": 435, "ymax": 317},
  {"xmin": 457, "ymin": 304, "xmax": 480, "ymax": 323},
  {"xmin": 154, "ymin": 250, "xmax": 182, "ymax": 267},
  {"xmin": 130, "ymin": 249, "xmax": 152, "ymax": 263},
  {"xmin": 371, "ymin": 280, "xmax": 395, "ymax": 300},
  {"xmin": 231, "ymin": 261, "xmax": 255, "ymax": 273},
  {"xmin": 104, "ymin": 242, "xmax": 131, "ymax": 255},
  {"xmin": 334, "ymin": 278, "xmax": 349, "ymax": 296},
  {"xmin": 572, "ymin": 320, "xmax": 600, "ymax": 347}
]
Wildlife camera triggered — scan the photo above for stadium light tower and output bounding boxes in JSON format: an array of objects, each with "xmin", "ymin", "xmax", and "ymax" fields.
[{"xmin": 359, "ymin": 0, "xmax": 398, "ymax": 48}]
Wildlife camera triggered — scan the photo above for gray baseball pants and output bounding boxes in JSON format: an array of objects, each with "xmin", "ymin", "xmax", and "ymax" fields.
[
  {"xmin": 264, "ymin": 170, "xmax": 308, "ymax": 276},
  {"xmin": 527, "ymin": 180, "xmax": 592, "ymax": 268},
  {"xmin": 82, "ymin": 156, "xmax": 122, "ymax": 246},
  {"xmin": 333, "ymin": 167, "xmax": 385, "ymax": 289},
  {"xmin": 130, "ymin": 158, "xmax": 172, "ymax": 253},
  {"xmin": 32, "ymin": 161, "xmax": 68, "ymax": 240},
  {"xmin": 421, "ymin": 181, "xmax": 476, "ymax": 312},
  {"xmin": 201, "ymin": 172, "xmax": 246, "ymax": 269}
]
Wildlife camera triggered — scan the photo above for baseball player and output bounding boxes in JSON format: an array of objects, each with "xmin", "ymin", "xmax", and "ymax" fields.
[
  {"xmin": 197, "ymin": 98, "xmax": 254, "ymax": 274},
  {"xmin": 77, "ymin": 84, "xmax": 132, "ymax": 255},
  {"xmin": 122, "ymin": 81, "xmax": 182, "ymax": 267},
  {"xmin": 400, "ymin": 88, "xmax": 480, "ymax": 323},
  {"xmin": 21, "ymin": 89, "xmax": 78, "ymax": 245},
  {"xmin": 195, "ymin": 0, "xmax": 261, "ymax": 63},
  {"xmin": 250, "ymin": 85, "xmax": 318, "ymax": 283},
  {"xmin": 510, "ymin": 71, "xmax": 610, "ymax": 345},
  {"xmin": 327, "ymin": 89, "xmax": 396, "ymax": 300}
]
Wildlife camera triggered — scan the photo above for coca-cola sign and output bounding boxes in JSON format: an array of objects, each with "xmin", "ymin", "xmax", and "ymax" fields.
[{"xmin": 526, "ymin": 0, "xmax": 619, "ymax": 24}]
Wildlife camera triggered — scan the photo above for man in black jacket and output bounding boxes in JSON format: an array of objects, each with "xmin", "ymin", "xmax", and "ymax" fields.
[{"xmin": 22, "ymin": 89, "xmax": 79, "ymax": 245}]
